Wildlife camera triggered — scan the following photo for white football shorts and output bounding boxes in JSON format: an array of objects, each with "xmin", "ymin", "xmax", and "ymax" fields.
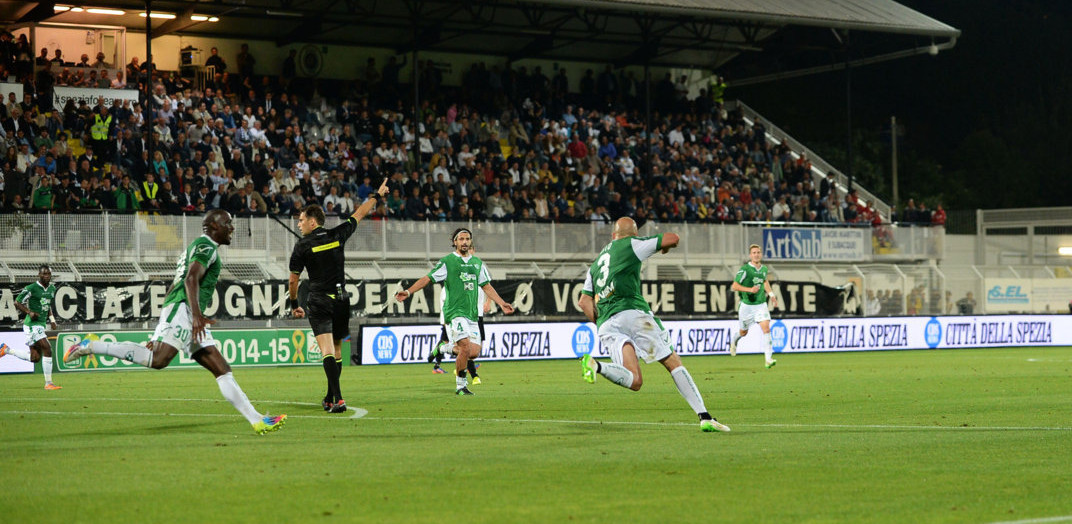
[
  {"xmin": 150, "ymin": 302, "xmax": 218, "ymax": 358},
  {"xmin": 446, "ymin": 316, "xmax": 481, "ymax": 346},
  {"xmin": 737, "ymin": 302, "xmax": 772, "ymax": 332},
  {"xmin": 23, "ymin": 324, "xmax": 47, "ymax": 347},
  {"xmin": 597, "ymin": 309, "xmax": 673, "ymax": 364}
]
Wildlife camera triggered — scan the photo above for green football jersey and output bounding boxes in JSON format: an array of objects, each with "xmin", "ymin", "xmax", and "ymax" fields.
[
  {"xmin": 16, "ymin": 281, "xmax": 56, "ymax": 327},
  {"xmin": 581, "ymin": 234, "xmax": 662, "ymax": 326},
  {"xmin": 163, "ymin": 234, "xmax": 223, "ymax": 309},
  {"xmin": 428, "ymin": 253, "xmax": 490, "ymax": 323},
  {"xmin": 735, "ymin": 262, "xmax": 770, "ymax": 305}
]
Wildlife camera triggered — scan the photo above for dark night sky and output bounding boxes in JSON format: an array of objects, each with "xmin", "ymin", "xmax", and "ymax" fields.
[{"xmin": 734, "ymin": 1, "xmax": 1072, "ymax": 211}]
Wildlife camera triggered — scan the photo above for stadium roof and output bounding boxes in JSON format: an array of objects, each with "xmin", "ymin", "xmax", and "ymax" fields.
[{"xmin": 7, "ymin": 0, "xmax": 959, "ymax": 82}]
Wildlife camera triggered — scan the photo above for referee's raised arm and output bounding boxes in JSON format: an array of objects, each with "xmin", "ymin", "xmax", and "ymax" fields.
[{"xmin": 351, "ymin": 178, "xmax": 389, "ymax": 223}]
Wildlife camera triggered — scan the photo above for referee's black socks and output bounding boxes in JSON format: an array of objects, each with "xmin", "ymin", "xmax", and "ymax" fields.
[{"xmin": 323, "ymin": 356, "xmax": 342, "ymax": 401}]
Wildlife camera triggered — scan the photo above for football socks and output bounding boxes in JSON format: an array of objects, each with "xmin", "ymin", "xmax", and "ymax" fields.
[
  {"xmin": 4, "ymin": 344, "xmax": 32, "ymax": 361},
  {"xmin": 42, "ymin": 356, "xmax": 54, "ymax": 384},
  {"xmin": 91, "ymin": 340, "xmax": 153, "ymax": 367},
  {"xmin": 598, "ymin": 362, "xmax": 635, "ymax": 389},
  {"xmin": 323, "ymin": 356, "xmax": 341, "ymax": 404},
  {"xmin": 670, "ymin": 366, "xmax": 708, "ymax": 416},
  {"xmin": 215, "ymin": 372, "xmax": 263, "ymax": 425}
]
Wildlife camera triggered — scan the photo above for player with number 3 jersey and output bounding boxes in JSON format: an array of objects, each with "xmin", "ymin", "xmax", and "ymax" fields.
[{"xmin": 578, "ymin": 217, "xmax": 730, "ymax": 433}]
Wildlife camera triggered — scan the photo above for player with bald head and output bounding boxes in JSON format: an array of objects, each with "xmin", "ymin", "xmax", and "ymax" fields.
[
  {"xmin": 65, "ymin": 210, "xmax": 286, "ymax": 434},
  {"xmin": 579, "ymin": 217, "xmax": 730, "ymax": 432}
]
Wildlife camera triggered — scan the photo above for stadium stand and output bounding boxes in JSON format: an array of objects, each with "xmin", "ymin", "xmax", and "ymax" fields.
[{"xmin": 1, "ymin": 34, "xmax": 928, "ymax": 231}]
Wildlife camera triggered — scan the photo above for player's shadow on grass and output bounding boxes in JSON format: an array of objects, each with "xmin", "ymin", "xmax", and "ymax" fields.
[{"xmin": 61, "ymin": 421, "xmax": 227, "ymax": 439}]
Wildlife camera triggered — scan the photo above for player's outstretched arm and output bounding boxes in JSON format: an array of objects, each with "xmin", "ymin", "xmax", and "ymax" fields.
[
  {"xmin": 659, "ymin": 232, "xmax": 680, "ymax": 254},
  {"xmin": 396, "ymin": 276, "xmax": 431, "ymax": 302},
  {"xmin": 351, "ymin": 178, "xmax": 389, "ymax": 223},
  {"xmin": 481, "ymin": 283, "xmax": 514, "ymax": 314},
  {"xmin": 578, "ymin": 293, "xmax": 597, "ymax": 324}
]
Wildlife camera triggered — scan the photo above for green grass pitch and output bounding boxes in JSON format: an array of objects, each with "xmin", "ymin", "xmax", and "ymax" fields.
[{"xmin": 3, "ymin": 347, "xmax": 1072, "ymax": 523}]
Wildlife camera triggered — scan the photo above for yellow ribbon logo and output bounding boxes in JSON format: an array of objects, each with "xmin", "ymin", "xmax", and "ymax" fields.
[{"xmin": 291, "ymin": 330, "xmax": 306, "ymax": 363}]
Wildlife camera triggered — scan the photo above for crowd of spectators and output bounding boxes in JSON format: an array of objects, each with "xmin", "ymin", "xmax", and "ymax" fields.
[{"xmin": 1, "ymin": 34, "xmax": 945, "ymax": 230}]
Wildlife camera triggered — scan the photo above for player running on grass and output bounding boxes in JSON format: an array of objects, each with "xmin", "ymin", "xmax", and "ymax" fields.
[
  {"xmin": 63, "ymin": 210, "xmax": 286, "ymax": 434},
  {"xmin": 578, "ymin": 217, "xmax": 730, "ymax": 433},
  {"xmin": 728, "ymin": 243, "xmax": 779, "ymax": 368},
  {"xmin": 395, "ymin": 228, "xmax": 514, "ymax": 395},
  {"xmin": 1, "ymin": 264, "xmax": 62, "ymax": 390},
  {"xmin": 429, "ymin": 249, "xmax": 488, "ymax": 383}
]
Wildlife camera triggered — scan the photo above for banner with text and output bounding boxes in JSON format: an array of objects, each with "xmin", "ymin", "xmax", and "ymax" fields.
[
  {"xmin": 984, "ymin": 278, "xmax": 1072, "ymax": 313},
  {"xmin": 56, "ymin": 328, "xmax": 327, "ymax": 372},
  {"xmin": 52, "ymin": 86, "xmax": 140, "ymax": 110},
  {"xmin": 760, "ymin": 227, "xmax": 868, "ymax": 261},
  {"xmin": 1, "ymin": 279, "xmax": 856, "ymax": 325},
  {"xmin": 359, "ymin": 314, "xmax": 1070, "ymax": 364}
]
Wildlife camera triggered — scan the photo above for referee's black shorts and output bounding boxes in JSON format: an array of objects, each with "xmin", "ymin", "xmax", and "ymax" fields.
[{"xmin": 306, "ymin": 292, "xmax": 351, "ymax": 340}]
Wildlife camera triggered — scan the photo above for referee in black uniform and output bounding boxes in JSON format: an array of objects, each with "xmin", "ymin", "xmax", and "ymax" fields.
[{"xmin": 289, "ymin": 179, "xmax": 387, "ymax": 413}]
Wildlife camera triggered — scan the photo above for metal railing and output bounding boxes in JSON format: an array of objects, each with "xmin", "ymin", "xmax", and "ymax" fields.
[
  {"xmin": 730, "ymin": 100, "xmax": 892, "ymax": 219},
  {"xmin": 0, "ymin": 212, "xmax": 943, "ymax": 265}
]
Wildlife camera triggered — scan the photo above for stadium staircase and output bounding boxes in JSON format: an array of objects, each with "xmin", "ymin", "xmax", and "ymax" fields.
[{"xmin": 729, "ymin": 100, "xmax": 892, "ymax": 220}]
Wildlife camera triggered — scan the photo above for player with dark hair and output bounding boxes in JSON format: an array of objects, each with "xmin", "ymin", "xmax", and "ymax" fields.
[
  {"xmin": 64, "ymin": 210, "xmax": 286, "ymax": 434},
  {"xmin": 578, "ymin": 217, "xmax": 730, "ymax": 432},
  {"xmin": 290, "ymin": 179, "xmax": 388, "ymax": 412},
  {"xmin": 1, "ymin": 265, "xmax": 61, "ymax": 389},
  {"xmin": 396, "ymin": 228, "xmax": 515, "ymax": 395},
  {"xmin": 728, "ymin": 243, "xmax": 778, "ymax": 368},
  {"xmin": 429, "ymin": 247, "xmax": 488, "ymax": 383}
]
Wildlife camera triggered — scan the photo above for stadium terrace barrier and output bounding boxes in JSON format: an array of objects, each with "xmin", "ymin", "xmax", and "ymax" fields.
[
  {"xmin": 359, "ymin": 315, "xmax": 1070, "ymax": 365},
  {"xmin": 0, "ymin": 213, "xmax": 943, "ymax": 264}
]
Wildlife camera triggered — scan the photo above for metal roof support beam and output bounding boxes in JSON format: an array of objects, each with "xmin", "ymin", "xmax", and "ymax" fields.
[
  {"xmin": 16, "ymin": 1, "xmax": 56, "ymax": 25},
  {"xmin": 150, "ymin": 7, "xmax": 196, "ymax": 39}
]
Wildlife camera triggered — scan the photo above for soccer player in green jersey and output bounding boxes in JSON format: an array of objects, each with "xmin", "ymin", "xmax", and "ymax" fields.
[
  {"xmin": 1, "ymin": 265, "xmax": 62, "ymax": 389},
  {"xmin": 729, "ymin": 243, "xmax": 779, "ymax": 368},
  {"xmin": 395, "ymin": 228, "xmax": 515, "ymax": 395},
  {"xmin": 63, "ymin": 210, "xmax": 286, "ymax": 434},
  {"xmin": 578, "ymin": 218, "xmax": 730, "ymax": 433}
]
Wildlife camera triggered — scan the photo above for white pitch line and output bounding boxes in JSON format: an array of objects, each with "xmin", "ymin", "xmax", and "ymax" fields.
[
  {"xmin": 746, "ymin": 422, "xmax": 1072, "ymax": 431},
  {"xmin": 4, "ymin": 406, "xmax": 1072, "ymax": 431},
  {"xmin": 0, "ymin": 410, "xmax": 351, "ymax": 421},
  {"xmin": 988, "ymin": 516, "xmax": 1072, "ymax": 524},
  {"xmin": 5, "ymin": 397, "xmax": 318, "ymax": 406},
  {"xmin": 357, "ymin": 417, "xmax": 1072, "ymax": 431}
]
